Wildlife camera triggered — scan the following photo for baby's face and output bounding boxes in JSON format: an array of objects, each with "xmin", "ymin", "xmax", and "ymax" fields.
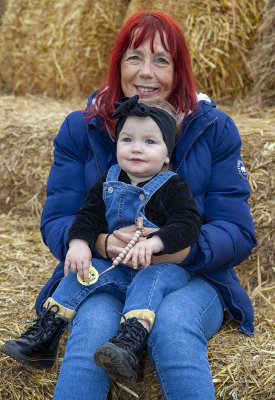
[{"xmin": 116, "ymin": 115, "xmax": 169, "ymax": 185}]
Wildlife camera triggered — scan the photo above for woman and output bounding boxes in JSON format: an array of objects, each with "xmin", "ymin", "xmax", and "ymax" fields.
[{"xmin": 35, "ymin": 11, "xmax": 256, "ymax": 400}]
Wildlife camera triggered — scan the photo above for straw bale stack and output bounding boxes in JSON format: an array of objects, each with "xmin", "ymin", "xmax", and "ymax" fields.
[
  {"xmin": 124, "ymin": 0, "xmax": 265, "ymax": 102},
  {"xmin": 0, "ymin": 0, "xmax": 6, "ymax": 91},
  {"xmin": 0, "ymin": 0, "xmax": 6, "ymax": 20},
  {"xmin": 0, "ymin": 95, "xmax": 83, "ymax": 217},
  {"xmin": 250, "ymin": 0, "xmax": 275, "ymax": 105},
  {"xmin": 0, "ymin": 0, "xmax": 268, "ymax": 102},
  {"xmin": 0, "ymin": 0, "xmax": 130, "ymax": 98},
  {"xmin": 0, "ymin": 95, "xmax": 274, "ymax": 399}
]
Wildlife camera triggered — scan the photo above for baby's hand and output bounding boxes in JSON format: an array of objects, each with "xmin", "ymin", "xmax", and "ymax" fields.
[
  {"xmin": 64, "ymin": 239, "xmax": 92, "ymax": 281},
  {"xmin": 123, "ymin": 236, "xmax": 164, "ymax": 269}
]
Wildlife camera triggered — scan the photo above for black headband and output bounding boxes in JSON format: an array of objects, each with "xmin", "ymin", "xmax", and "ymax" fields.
[{"xmin": 112, "ymin": 95, "xmax": 176, "ymax": 159}]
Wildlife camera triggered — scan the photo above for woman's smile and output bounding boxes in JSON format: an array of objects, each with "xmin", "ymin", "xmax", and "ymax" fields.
[{"xmin": 135, "ymin": 86, "xmax": 158, "ymax": 95}]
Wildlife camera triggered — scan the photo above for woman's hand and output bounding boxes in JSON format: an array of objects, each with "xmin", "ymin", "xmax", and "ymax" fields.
[
  {"xmin": 95, "ymin": 225, "xmax": 157, "ymax": 259},
  {"xmin": 151, "ymin": 246, "xmax": 191, "ymax": 264},
  {"xmin": 64, "ymin": 239, "xmax": 92, "ymax": 282},
  {"xmin": 108, "ymin": 225, "xmax": 157, "ymax": 260},
  {"xmin": 101, "ymin": 225, "xmax": 191, "ymax": 267}
]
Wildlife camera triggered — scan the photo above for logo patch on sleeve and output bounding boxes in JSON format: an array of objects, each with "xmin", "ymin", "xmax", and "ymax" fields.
[{"xmin": 237, "ymin": 160, "xmax": 248, "ymax": 181}]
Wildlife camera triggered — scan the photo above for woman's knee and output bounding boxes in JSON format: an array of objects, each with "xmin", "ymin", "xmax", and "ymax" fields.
[
  {"xmin": 146, "ymin": 279, "xmax": 222, "ymax": 400},
  {"xmin": 149, "ymin": 277, "xmax": 224, "ymax": 342}
]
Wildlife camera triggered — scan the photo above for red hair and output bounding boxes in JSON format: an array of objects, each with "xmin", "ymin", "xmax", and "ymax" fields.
[{"xmin": 87, "ymin": 11, "xmax": 197, "ymax": 135}]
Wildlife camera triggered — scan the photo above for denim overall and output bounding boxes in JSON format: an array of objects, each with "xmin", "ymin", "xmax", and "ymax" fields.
[{"xmin": 49, "ymin": 165, "xmax": 191, "ymax": 326}]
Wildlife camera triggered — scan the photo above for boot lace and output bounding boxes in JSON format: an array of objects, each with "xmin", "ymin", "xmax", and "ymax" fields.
[
  {"xmin": 21, "ymin": 305, "xmax": 60, "ymax": 339},
  {"xmin": 110, "ymin": 314, "xmax": 147, "ymax": 351}
]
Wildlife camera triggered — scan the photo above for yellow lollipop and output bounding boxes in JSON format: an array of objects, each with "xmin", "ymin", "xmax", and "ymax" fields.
[{"xmin": 77, "ymin": 265, "xmax": 99, "ymax": 286}]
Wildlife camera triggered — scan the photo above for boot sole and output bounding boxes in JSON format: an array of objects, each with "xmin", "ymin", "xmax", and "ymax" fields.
[
  {"xmin": 94, "ymin": 343, "xmax": 137, "ymax": 386},
  {"xmin": 0, "ymin": 343, "xmax": 55, "ymax": 368}
]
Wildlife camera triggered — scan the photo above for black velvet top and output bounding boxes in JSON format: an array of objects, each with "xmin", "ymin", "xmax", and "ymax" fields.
[{"xmin": 67, "ymin": 170, "xmax": 202, "ymax": 255}]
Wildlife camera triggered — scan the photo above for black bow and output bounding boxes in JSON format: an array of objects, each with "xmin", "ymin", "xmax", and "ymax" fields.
[{"xmin": 113, "ymin": 95, "xmax": 152, "ymax": 119}]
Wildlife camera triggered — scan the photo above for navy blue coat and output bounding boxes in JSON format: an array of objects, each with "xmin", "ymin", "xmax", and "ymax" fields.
[{"xmin": 38, "ymin": 95, "xmax": 256, "ymax": 335}]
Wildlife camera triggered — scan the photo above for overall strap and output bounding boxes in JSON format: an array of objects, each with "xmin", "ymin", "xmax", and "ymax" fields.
[
  {"xmin": 142, "ymin": 171, "xmax": 176, "ymax": 203},
  {"xmin": 106, "ymin": 164, "xmax": 121, "ymax": 182}
]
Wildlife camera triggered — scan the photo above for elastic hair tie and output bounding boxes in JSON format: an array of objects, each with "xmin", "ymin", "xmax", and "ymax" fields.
[{"xmin": 105, "ymin": 233, "xmax": 112, "ymax": 259}]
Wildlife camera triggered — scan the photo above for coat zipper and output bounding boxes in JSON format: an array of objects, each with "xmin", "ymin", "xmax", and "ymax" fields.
[{"xmin": 86, "ymin": 123, "xmax": 103, "ymax": 177}]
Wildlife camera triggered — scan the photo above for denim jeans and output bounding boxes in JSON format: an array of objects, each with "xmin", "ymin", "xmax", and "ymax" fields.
[
  {"xmin": 51, "ymin": 259, "xmax": 191, "ymax": 322},
  {"xmin": 53, "ymin": 277, "xmax": 224, "ymax": 400}
]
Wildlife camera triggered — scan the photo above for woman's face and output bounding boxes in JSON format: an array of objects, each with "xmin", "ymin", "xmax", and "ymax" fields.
[{"xmin": 121, "ymin": 32, "xmax": 174, "ymax": 101}]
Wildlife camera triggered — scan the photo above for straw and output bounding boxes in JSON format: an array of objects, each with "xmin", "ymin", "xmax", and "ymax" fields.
[
  {"xmin": 0, "ymin": 0, "xmax": 268, "ymax": 102},
  {"xmin": 123, "ymin": 0, "xmax": 266, "ymax": 102},
  {"xmin": 249, "ymin": 0, "xmax": 275, "ymax": 107},
  {"xmin": 0, "ymin": 0, "xmax": 130, "ymax": 98}
]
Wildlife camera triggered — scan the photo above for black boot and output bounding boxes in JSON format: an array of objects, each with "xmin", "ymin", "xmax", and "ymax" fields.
[
  {"xmin": 0, "ymin": 305, "xmax": 67, "ymax": 368},
  {"xmin": 94, "ymin": 317, "xmax": 149, "ymax": 385}
]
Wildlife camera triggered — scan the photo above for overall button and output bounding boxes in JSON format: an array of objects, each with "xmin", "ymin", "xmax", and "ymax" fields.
[
  {"xmin": 139, "ymin": 194, "xmax": 144, "ymax": 201},
  {"xmin": 108, "ymin": 187, "xmax": 114, "ymax": 193}
]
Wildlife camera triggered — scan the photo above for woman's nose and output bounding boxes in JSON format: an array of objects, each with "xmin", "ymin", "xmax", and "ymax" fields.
[{"xmin": 139, "ymin": 59, "xmax": 154, "ymax": 78}]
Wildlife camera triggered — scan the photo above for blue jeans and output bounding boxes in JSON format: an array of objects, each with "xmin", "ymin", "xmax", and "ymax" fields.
[
  {"xmin": 53, "ymin": 277, "xmax": 224, "ymax": 400},
  {"xmin": 52, "ymin": 259, "xmax": 191, "ymax": 319}
]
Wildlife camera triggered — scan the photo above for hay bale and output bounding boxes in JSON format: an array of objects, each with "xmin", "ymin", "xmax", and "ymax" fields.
[
  {"xmin": 0, "ymin": 95, "xmax": 274, "ymax": 399},
  {"xmin": 0, "ymin": 95, "xmax": 83, "ymax": 217},
  {"xmin": 0, "ymin": 0, "xmax": 6, "ymax": 91},
  {"xmin": 124, "ymin": 0, "xmax": 265, "ymax": 102},
  {"xmin": 0, "ymin": 0, "xmax": 267, "ymax": 102},
  {"xmin": 250, "ymin": 0, "xmax": 275, "ymax": 106},
  {"xmin": 0, "ymin": 0, "xmax": 130, "ymax": 98},
  {"xmin": 0, "ymin": 0, "xmax": 6, "ymax": 20}
]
